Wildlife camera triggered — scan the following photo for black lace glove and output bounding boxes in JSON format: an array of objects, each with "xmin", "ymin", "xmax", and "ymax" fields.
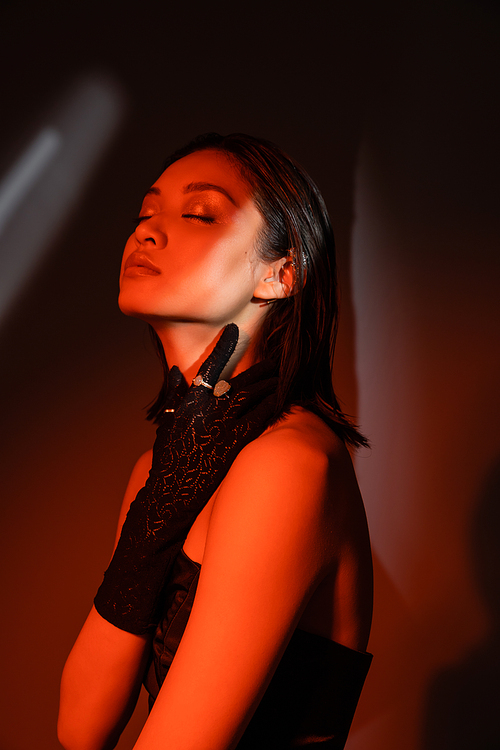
[{"xmin": 94, "ymin": 324, "xmax": 279, "ymax": 635}]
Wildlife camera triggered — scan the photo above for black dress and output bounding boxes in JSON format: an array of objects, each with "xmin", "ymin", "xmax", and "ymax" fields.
[{"xmin": 144, "ymin": 549, "xmax": 372, "ymax": 749}]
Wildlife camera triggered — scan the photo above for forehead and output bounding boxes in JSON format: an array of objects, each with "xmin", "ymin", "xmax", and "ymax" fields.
[{"xmin": 153, "ymin": 150, "xmax": 251, "ymax": 204}]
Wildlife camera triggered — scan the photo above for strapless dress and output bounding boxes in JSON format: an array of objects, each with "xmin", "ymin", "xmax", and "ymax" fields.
[{"xmin": 144, "ymin": 549, "xmax": 372, "ymax": 749}]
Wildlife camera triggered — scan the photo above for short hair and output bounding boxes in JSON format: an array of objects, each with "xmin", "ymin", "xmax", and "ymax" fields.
[{"xmin": 146, "ymin": 133, "xmax": 367, "ymax": 448}]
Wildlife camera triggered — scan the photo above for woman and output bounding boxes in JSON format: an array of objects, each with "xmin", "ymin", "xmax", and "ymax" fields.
[{"xmin": 58, "ymin": 133, "xmax": 373, "ymax": 750}]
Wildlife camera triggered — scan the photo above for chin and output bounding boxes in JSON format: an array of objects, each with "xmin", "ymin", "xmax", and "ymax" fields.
[{"xmin": 118, "ymin": 292, "xmax": 153, "ymax": 320}]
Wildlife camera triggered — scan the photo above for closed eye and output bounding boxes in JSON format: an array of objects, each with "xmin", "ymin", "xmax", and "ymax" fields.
[
  {"xmin": 182, "ymin": 213, "xmax": 216, "ymax": 224},
  {"xmin": 132, "ymin": 215, "xmax": 151, "ymax": 226}
]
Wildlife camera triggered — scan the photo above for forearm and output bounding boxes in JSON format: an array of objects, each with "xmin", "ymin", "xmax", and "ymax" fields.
[{"xmin": 58, "ymin": 607, "xmax": 150, "ymax": 750}]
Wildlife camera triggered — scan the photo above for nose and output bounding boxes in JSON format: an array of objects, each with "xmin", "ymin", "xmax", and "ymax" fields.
[{"xmin": 134, "ymin": 215, "xmax": 168, "ymax": 248}]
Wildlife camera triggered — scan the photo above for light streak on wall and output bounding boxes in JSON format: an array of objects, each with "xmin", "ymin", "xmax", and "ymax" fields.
[
  {"xmin": 0, "ymin": 75, "xmax": 126, "ymax": 323},
  {"xmin": 0, "ymin": 128, "xmax": 61, "ymax": 234}
]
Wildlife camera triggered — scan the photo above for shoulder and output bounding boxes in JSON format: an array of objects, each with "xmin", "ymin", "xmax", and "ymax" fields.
[
  {"xmin": 228, "ymin": 407, "xmax": 353, "ymax": 505},
  {"xmin": 113, "ymin": 449, "xmax": 153, "ymax": 548},
  {"xmin": 124, "ymin": 448, "xmax": 153, "ymax": 502},
  {"xmin": 260, "ymin": 406, "xmax": 347, "ymax": 459},
  {"xmin": 131, "ymin": 448, "xmax": 153, "ymax": 481},
  {"xmin": 210, "ymin": 408, "xmax": 355, "ymax": 555}
]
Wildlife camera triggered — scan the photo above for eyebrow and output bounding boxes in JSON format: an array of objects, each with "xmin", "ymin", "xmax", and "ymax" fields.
[
  {"xmin": 143, "ymin": 182, "xmax": 239, "ymax": 207},
  {"xmin": 183, "ymin": 182, "xmax": 238, "ymax": 206}
]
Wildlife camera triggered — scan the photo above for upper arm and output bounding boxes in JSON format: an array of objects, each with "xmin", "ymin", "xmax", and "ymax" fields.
[{"xmin": 134, "ymin": 426, "xmax": 336, "ymax": 750}]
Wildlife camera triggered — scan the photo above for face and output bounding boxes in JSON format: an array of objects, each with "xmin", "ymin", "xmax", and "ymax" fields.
[{"xmin": 119, "ymin": 150, "xmax": 268, "ymax": 332}]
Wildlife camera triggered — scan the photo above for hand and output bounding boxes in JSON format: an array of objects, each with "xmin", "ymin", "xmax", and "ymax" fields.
[{"xmin": 94, "ymin": 324, "xmax": 278, "ymax": 634}]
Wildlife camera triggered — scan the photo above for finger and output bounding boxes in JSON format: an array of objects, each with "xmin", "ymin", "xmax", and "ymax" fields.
[{"xmin": 195, "ymin": 323, "xmax": 239, "ymax": 388}]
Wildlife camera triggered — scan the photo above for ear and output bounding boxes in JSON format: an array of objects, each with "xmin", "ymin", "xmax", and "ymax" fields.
[{"xmin": 253, "ymin": 255, "xmax": 298, "ymax": 302}]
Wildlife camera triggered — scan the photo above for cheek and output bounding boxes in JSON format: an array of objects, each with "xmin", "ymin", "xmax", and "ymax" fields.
[
  {"xmin": 203, "ymin": 241, "xmax": 257, "ymax": 291},
  {"xmin": 172, "ymin": 230, "xmax": 251, "ymax": 280},
  {"xmin": 211, "ymin": 224, "xmax": 261, "ymax": 275}
]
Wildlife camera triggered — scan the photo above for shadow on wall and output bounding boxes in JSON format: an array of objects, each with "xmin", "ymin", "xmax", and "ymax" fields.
[{"xmin": 422, "ymin": 458, "xmax": 500, "ymax": 749}]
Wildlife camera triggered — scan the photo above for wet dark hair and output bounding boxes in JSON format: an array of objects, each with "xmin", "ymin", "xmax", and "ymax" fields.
[{"xmin": 146, "ymin": 133, "xmax": 368, "ymax": 448}]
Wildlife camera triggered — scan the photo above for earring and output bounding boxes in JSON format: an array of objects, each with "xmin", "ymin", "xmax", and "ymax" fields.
[{"xmin": 289, "ymin": 248, "xmax": 307, "ymax": 270}]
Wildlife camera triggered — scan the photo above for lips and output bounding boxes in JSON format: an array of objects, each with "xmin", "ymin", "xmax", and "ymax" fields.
[{"xmin": 123, "ymin": 251, "xmax": 161, "ymax": 276}]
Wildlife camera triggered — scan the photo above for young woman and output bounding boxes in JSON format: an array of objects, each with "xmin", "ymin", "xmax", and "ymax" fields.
[{"xmin": 58, "ymin": 133, "xmax": 373, "ymax": 750}]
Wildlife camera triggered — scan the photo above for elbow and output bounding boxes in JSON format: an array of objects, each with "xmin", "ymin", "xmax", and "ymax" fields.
[
  {"xmin": 57, "ymin": 717, "xmax": 82, "ymax": 750},
  {"xmin": 57, "ymin": 708, "xmax": 119, "ymax": 750},
  {"xmin": 57, "ymin": 717, "xmax": 81, "ymax": 750},
  {"xmin": 57, "ymin": 701, "xmax": 77, "ymax": 750}
]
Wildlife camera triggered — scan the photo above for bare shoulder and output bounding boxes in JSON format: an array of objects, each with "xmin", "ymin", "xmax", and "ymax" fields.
[
  {"xmin": 232, "ymin": 407, "xmax": 357, "ymax": 504},
  {"xmin": 131, "ymin": 448, "xmax": 153, "ymax": 480},
  {"xmin": 211, "ymin": 407, "xmax": 360, "ymax": 552},
  {"xmin": 264, "ymin": 407, "xmax": 348, "ymax": 458},
  {"xmin": 113, "ymin": 448, "xmax": 153, "ymax": 548},
  {"xmin": 123, "ymin": 448, "xmax": 153, "ymax": 507}
]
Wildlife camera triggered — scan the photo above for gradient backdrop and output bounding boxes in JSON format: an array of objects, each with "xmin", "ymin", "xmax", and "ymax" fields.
[{"xmin": 1, "ymin": 1, "xmax": 499, "ymax": 749}]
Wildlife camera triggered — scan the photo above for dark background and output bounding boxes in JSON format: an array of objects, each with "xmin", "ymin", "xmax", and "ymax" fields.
[{"xmin": 0, "ymin": 1, "xmax": 499, "ymax": 748}]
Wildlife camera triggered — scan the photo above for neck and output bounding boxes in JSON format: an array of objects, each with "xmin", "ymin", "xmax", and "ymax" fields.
[{"xmin": 153, "ymin": 321, "xmax": 257, "ymax": 385}]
